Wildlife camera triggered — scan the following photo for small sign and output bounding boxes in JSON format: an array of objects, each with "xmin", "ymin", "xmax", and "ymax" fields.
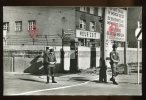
[
  {"xmin": 64, "ymin": 29, "xmax": 75, "ymax": 35},
  {"xmin": 135, "ymin": 27, "xmax": 142, "ymax": 41},
  {"xmin": 76, "ymin": 29, "xmax": 100, "ymax": 39}
]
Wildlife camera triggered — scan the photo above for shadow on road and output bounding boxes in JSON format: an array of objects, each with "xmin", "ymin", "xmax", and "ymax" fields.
[
  {"xmin": 19, "ymin": 78, "xmax": 45, "ymax": 83},
  {"xmin": 91, "ymin": 80, "xmax": 101, "ymax": 83},
  {"xmin": 69, "ymin": 77, "xmax": 91, "ymax": 81}
]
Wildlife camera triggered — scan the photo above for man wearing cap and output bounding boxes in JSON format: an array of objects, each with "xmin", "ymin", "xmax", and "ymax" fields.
[
  {"xmin": 43, "ymin": 47, "xmax": 50, "ymax": 83},
  {"xmin": 109, "ymin": 43, "xmax": 120, "ymax": 85},
  {"xmin": 47, "ymin": 48, "xmax": 57, "ymax": 83}
]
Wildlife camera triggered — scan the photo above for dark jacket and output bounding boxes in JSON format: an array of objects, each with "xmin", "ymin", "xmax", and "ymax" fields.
[
  {"xmin": 43, "ymin": 50, "xmax": 50, "ymax": 64},
  {"xmin": 110, "ymin": 51, "xmax": 120, "ymax": 64},
  {"xmin": 48, "ymin": 53, "xmax": 56, "ymax": 62}
]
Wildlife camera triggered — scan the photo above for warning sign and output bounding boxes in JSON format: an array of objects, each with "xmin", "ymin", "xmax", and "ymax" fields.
[{"xmin": 104, "ymin": 8, "xmax": 127, "ymax": 41}]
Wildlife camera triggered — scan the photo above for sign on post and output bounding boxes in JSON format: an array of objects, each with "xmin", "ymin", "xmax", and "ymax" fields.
[
  {"xmin": 135, "ymin": 21, "xmax": 142, "ymax": 41},
  {"xmin": 64, "ymin": 29, "xmax": 75, "ymax": 35},
  {"xmin": 104, "ymin": 8, "xmax": 127, "ymax": 42},
  {"xmin": 135, "ymin": 21, "xmax": 142, "ymax": 85}
]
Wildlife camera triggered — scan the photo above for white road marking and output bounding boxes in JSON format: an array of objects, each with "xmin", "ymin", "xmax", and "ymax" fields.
[{"xmin": 10, "ymin": 81, "xmax": 90, "ymax": 95}]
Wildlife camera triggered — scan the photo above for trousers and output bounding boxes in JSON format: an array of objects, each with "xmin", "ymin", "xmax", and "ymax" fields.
[
  {"xmin": 110, "ymin": 62, "xmax": 118, "ymax": 78},
  {"xmin": 44, "ymin": 63, "xmax": 55, "ymax": 77}
]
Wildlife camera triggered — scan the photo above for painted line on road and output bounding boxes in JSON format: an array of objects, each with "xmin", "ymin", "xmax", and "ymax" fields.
[{"xmin": 10, "ymin": 81, "xmax": 90, "ymax": 95}]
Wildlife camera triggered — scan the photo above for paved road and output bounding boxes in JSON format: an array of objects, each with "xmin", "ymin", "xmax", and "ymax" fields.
[{"xmin": 3, "ymin": 72, "xmax": 142, "ymax": 96}]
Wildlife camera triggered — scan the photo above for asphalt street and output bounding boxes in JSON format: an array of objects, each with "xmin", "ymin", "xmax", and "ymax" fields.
[{"xmin": 3, "ymin": 72, "xmax": 142, "ymax": 96}]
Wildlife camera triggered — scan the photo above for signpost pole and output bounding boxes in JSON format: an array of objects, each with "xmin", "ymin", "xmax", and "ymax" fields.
[
  {"xmin": 124, "ymin": 8, "xmax": 128, "ymax": 74},
  {"xmin": 135, "ymin": 20, "xmax": 142, "ymax": 85},
  {"xmin": 137, "ymin": 40, "xmax": 140, "ymax": 85}
]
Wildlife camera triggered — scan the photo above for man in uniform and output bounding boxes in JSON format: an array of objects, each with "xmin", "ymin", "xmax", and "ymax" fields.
[
  {"xmin": 43, "ymin": 47, "xmax": 50, "ymax": 83},
  {"xmin": 109, "ymin": 43, "xmax": 120, "ymax": 85},
  {"xmin": 48, "ymin": 48, "xmax": 57, "ymax": 83},
  {"xmin": 43, "ymin": 47, "xmax": 57, "ymax": 84}
]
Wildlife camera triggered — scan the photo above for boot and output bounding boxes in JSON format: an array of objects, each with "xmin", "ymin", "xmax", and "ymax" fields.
[
  {"xmin": 52, "ymin": 76, "xmax": 57, "ymax": 83},
  {"xmin": 104, "ymin": 75, "xmax": 108, "ymax": 83},
  {"xmin": 46, "ymin": 76, "xmax": 49, "ymax": 84},
  {"xmin": 112, "ymin": 79, "xmax": 118, "ymax": 85},
  {"xmin": 110, "ymin": 77, "xmax": 113, "ymax": 81}
]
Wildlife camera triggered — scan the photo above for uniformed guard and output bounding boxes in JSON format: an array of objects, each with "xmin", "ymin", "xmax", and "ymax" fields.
[
  {"xmin": 109, "ymin": 43, "xmax": 120, "ymax": 85},
  {"xmin": 43, "ymin": 47, "xmax": 50, "ymax": 83},
  {"xmin": 47, "ymin": 48, "xmax": 57, "ymax": 83}
]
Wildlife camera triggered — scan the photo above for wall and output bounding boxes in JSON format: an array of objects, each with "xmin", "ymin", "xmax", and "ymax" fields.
[
  {"xmin": 78, "ymin": 46, "xmax": 91, "ymax": 69},
  {"xmin": 3, "ymin": 45, "xmax": 142, "ymax": 73},
  {"xmin": 4, "ymin": 45, "xmax": 61, "ymax": 73},
  {"xmin": 117, "ymin": 47, "xmax": 142, "ymax": 64}
]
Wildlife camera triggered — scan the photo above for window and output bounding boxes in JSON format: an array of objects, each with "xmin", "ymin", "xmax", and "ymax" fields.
[
  {"xmin": 15, "ymin": 21, "xmax": 22, "ymax": 32},
  {"xmin": 79, "ymin": 19, "xmax": 86, "ymax": 30},
  {"xmin": 98, "ymin": 8, "xmax": 102, "ymax": 17},
  {"xmin": 80, "ymin": 7, "xmax": 87, "ymax": 12},
  {"xmin": 28, "ymin": 20, "xmax": 36, "ymax": 31},
  {"xmin": 90, "ymin": 21, "xmax": 96, "ymax": 31},
  {"xmin": 3, "ymin": 22, "xmax": 9, "ymax": 31},
  {"xmin": 89, "ymin": 7, "xmax": 94, "ymax": 14}
]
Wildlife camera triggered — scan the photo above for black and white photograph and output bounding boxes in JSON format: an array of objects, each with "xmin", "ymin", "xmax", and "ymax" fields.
[{"xmin": 3, "ymin": 6, "xmax": 142, "ymax": 96}]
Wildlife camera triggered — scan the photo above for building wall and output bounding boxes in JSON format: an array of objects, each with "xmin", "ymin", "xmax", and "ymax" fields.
[
  {"xmin": 3, "ymin": 6, "xmax": 76, "ymax": 46},
  {"xmin": 75, "ymin": 9, "xmax": 101, "ymax": 47},
  {"xmin": 75, "ymin": 9, "xmax": 100, "ymax": 32},
  {"xmin": 3, "ymin": 7, "xmax": 142, "ymax": 47}
]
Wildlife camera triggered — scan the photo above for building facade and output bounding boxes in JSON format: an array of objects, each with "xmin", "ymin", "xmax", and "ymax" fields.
[{"xmin": 3, "ymin": 6, "xmax": 101, "ymax": 47}]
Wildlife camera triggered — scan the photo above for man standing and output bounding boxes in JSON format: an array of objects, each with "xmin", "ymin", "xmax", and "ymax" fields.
[
  {"xmin": 43, "ymin": 47, "xmax": 50, "ymax": 83},
  {"xmin": 109, "ymin": 43, "xmax": 120, "ymax": 85},
  {"xmin": 48, "ymin": 48, "xmax": 57, "ymax": 83},
  {"xmin": 43, "ymin": 47, "xmax": 57, "ymax": 83}
]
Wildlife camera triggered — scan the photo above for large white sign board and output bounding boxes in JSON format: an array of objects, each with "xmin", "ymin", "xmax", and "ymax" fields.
[
  {"xmin": 104, "ymin": 8, "xmax": 127, "ymax": 41},
  {"xmin": 104, "ymin": 8, "xmax": 127, "ymax": 66}
]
